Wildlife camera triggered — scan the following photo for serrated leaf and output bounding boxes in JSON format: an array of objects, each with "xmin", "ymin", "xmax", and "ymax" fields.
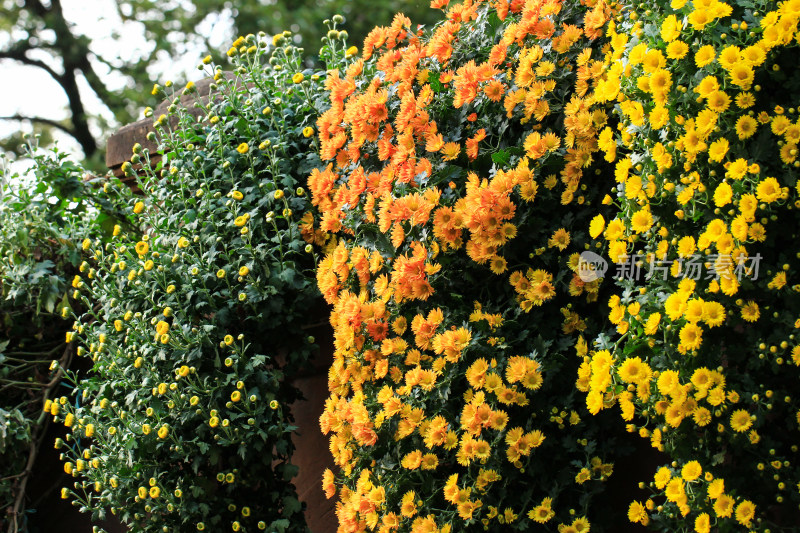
[{"xmin": 491, "ymin": 150, "xmax": 511, "ymax": 166}]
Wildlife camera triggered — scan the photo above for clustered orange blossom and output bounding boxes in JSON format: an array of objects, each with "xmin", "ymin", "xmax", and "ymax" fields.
[{"xmin": 306, "ymin": 0, "xmax": 633, "ymax": 531}]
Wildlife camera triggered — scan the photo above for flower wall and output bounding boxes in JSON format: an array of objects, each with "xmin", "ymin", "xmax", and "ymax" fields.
[
  {"xmin": 587, "ymin": 0, "xmax": 800, "ymax": 530},
  {"xmin": 15, "ymin": 0, "xmax": 800, "ymax": 531},
  {"xmin": 310, "ymin": 0, "xmax": 632, "ymax": 531},
  {"xmin": 310, "ymin": 0, "xmax": 800, "ymax": 531}
]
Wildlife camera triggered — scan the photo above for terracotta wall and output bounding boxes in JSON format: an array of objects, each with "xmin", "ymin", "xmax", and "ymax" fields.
[
  {"xmin": 287, "ymin": 307, "xmax": 337, "ymax": 533},
  {"xmin": 291, "ymin": 371, "xmax": 337, "ymax": 532}
]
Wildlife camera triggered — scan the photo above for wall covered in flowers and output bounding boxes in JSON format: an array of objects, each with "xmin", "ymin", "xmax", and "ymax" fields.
[
  {"xmin": 308, "ymin": 0, "xmax": 800, "ymax": 531},
  {"xmin": 310, "ymin": 0, "xmax": 627, "ymax": 531},
  {"xmin": 6, "ymin": 0, "xmax": 799, "ymax": 532}
]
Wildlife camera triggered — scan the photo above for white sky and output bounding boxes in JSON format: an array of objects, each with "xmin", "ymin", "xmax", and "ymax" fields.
[{"xmin": 0, "ymin": 0, "xmax": 232, "ymax": 168}]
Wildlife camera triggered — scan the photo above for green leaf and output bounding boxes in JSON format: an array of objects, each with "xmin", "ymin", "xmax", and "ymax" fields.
[
  {"xmin": 428, "ymin": 71, "xmax": 444, "ymax": 93},
  {"xmin": 491, "ymin": 149, "xmax": 511, "ymax": 166},
  {"xmin": 282, "ymin": 463, "xmax": 299, "ymax": 481},
  {"xmin": 269, "ymin": 519, "xmax": 290, "ymax": 533},
  {"xmin": 282, "ymin": 496, "xmax": 302, "ymax": 515}
]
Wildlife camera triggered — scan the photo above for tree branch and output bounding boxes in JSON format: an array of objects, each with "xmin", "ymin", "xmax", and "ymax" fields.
[
  {"xmin": 0, "ymin": 48, "xmax": 65, "ymax": 85},
  {"xmin": 0, "ymin": 114, "xmax": 76, "ymax": 138},
  {"xmin": 80, "ymin": 54, "xmax": 132, "ymax": 122},
  {"xmin": 23, "ymin": 0, "xmax": 48, "ymax": 18},
  {"xmin": 4, "ymin": 0, "xmax": 99, "ymax": 156}
]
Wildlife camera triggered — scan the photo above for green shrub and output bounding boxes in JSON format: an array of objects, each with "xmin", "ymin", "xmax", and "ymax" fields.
[
  {"xmin": 0, "ymin": 145, "xmax": 101, "ymax": 531},
  {"xmin": 52, "ymin": 28, "xmax": 350, "ymax": 533}
]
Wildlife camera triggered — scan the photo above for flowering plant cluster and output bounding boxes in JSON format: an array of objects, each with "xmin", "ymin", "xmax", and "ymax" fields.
[
  {"xmin": 583, "ymin": 0, "xmax": 800, "ymax": 530},
  {"xmin": 308, "ymin": 0, "xmax": 647, "ymax": 531},
  {"xmin": 310, "ymin": 0, "xmax": 800, "ymax": 530},
  {"xmin": 8, "ymin": 0, "xmax": 800, "ymax": 531},
  {"xmin": 48, "ymin": 29, "xmax": 348, "ymax": 533}
]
